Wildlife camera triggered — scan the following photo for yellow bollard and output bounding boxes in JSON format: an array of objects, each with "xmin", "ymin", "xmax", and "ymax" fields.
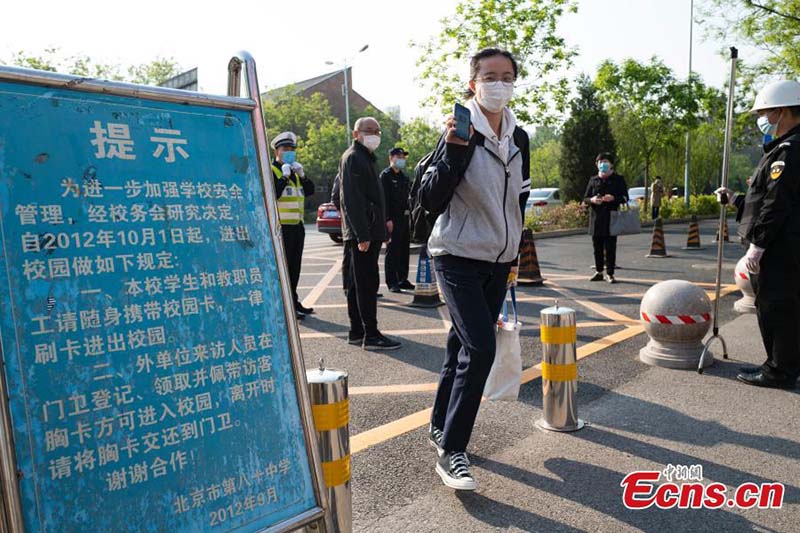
[
  {"xmin": 306, "ymin": 361, "xmax": 351, "ymax": 533},
  {"xmin": 536, "ymin": 303, "xmax": 585, "ymax": 432}
]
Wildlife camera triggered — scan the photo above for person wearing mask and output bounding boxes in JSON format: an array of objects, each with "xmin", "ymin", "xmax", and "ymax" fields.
[
  {"xmin": 584, "ymin": 153, "xmax": 628, "ymax": 284},
  {"xmin": 420, "ymin": 48, "xmax": 530, "ymax": 490},
  {"xmin": 651, "ymin": 176, "xmax": 664, "ymax": 220},
  {"xmin": 715, "ymin": 79, "xmax": 800, "ymax": 390},
  {"xmin": 270, "ymin": 131, "xmax": 315, "ymax": 320},
  {"xmin": 381, "ymin": 147, "xmax": 415, "ymax": 293},
  {"xmin": 339, "ymin": 117, "xmax": 401, "ymax": 350}
]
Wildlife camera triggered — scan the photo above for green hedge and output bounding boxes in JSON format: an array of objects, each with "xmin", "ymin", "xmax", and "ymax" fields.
[{"xmin": 525, "ymin": 195, "xmax": 735, "ymax": 232}]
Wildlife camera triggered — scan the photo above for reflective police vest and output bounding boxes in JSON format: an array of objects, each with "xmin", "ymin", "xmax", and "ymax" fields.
[{"xmin": 272, "ymin": 164, "xmax": 304, "ymax": 225}]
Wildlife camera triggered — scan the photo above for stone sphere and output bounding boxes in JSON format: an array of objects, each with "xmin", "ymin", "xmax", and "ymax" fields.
[
  {"xmin": 733, "ymin": 256, "xmax": 756, "ymax": 314},
  {"xmin": 639, "ymin": 279, "xmax": 713, "ymax": 369}
]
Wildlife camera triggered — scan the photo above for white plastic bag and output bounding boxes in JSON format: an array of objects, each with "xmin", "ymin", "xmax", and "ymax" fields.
[{"xmin": 484, "ymin": 288, "xmax": 522, "ymax": 401}]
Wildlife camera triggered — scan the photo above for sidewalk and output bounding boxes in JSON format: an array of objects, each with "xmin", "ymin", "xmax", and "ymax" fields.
[{"xmin": 357, "ymin": 313, "xmax": 799, "ymax": 532}]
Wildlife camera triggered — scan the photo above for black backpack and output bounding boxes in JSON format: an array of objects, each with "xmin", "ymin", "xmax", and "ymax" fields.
[{"xmin": 408, "ymin": 127, "xmax": 530, "ymax": 244}]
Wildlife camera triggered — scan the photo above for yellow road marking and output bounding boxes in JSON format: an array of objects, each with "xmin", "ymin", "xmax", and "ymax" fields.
[
  {"xmin": 302, "ymin": 259, "xmax": 342, "ymax": 308},
  {"xmin": 349, "ymin": 284, "xmax": 738, "ymax": 454}
]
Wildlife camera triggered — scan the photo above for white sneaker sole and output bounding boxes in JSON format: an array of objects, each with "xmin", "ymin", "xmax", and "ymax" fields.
[{"xmin": 435, "ymin": 462, "xmax": 476, "ymax": 491}]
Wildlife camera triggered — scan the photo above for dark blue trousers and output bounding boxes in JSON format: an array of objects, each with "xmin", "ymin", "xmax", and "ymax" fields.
[{"xmin": 431, "ymin": 254, "xmax": 511, "ymax": 453}]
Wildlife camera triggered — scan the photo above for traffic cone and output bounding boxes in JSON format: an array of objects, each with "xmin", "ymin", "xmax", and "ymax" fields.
[
  {"xmin": 646, "ymin": 218, "xmax": 671, "ymax": 258},
  {"xmin": 683, "ymin": 215, "xmax": 704, "ymax": 250},
  {"xmin": 409, "ymin": 247, "xmax": 444, "ymax": 308},
  {"xmin": 713, "ymin": 218, "xmax": 730, "ymax": 243},
  {"xmin": 518, "ymin": 229, "xmax": 545, "ymax": 286}
]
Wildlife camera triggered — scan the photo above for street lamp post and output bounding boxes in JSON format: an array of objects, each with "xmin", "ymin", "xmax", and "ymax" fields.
[
  {"xmin": 326, "ymin": 44, "xmax": 368, "ymax": 144},
  {"xmin": 684, "ymin": 0, "xmax": 694, "ymax": 207}
]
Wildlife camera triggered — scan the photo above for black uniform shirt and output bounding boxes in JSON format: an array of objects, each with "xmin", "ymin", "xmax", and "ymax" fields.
[
  {"xmin": 380, "ymin": 167, "xmax": 410, "ymax": 223},
  {"xmin": 737, "ymin": 125, "xmax": 800, "ymax": 249}
]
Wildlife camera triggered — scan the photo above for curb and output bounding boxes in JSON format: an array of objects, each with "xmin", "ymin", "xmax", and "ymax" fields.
[{"xmin": 531, "ymin": 215, "xmax": 732, "ymax": 240}]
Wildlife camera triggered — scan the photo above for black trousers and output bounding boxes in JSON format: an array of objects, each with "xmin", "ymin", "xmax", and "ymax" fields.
[
  {"xmin": 282, "ymin": 223, "xmax": 305, "ymax": 306},
  {"xmin": 345, "ymin": 240, "xmax": 381, "ymax": 337},
  {"xmin": 384, "ymin": 219, "xmax": 410, "ymax": 288},
  {"xmin": 752, "ymin": 256, "xmax": 800, "ymax": 381},
  {"xmin": 652, "ymin": 206, "xmax": 660, "ymax": 220},
  {"xmin": 592, "ymin": 235, "xmax": 617, "ymax": 275},
  {"xmin": 431, "ymin": 254, "xmax": 511, "ymax": 453}
]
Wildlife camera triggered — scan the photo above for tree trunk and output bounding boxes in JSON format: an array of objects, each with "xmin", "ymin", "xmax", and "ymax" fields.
[{"xmin": 643, "ymin": 157, "xmax": 650, "ymax": 214}]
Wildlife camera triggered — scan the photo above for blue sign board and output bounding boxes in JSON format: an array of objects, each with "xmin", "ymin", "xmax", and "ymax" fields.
[{"xmin": 0, "ymin": 79, "xmax": 318, "ymax": 531}]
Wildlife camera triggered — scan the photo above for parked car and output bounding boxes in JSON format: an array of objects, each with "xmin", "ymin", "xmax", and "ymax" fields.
[
  {"xmin": 316, "ymin": 202, "xmax": 342, "ymax": 243},
  {"xmin": 627, "ymin": 187, "xmax": 649, "ymax": 207},
  {"xmin": 525, "ymin": 188, "xmax": 562, "ymax": 216}
]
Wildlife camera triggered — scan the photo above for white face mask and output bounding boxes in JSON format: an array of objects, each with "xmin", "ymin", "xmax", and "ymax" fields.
[
  {"xmin": 757, "ymin": 111, "xmax": 779, "ymax": 137},
  {"xmin": 361, "ymin": 134, "xmax": 381, "ymax": 152},
  {"xmin": 475, "ymin": 81, "xmax": 514, "ymax": 113}
]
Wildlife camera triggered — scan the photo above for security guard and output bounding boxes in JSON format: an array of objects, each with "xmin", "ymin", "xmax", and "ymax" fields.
[
  {"xmin": 271, "ymin": 131, "xmax": 316, "ymax": 320},
  {"xmin": 717, "ymin": 80, "xmax": 800, "ymax": 390},
  {"xmin": 380, "ymin": 147, "xmax": 415, "ymax": 292}
]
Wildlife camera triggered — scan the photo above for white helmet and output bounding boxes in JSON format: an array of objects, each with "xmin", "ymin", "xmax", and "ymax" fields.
[
  {"xmin": 270, "ymin": 131, "xmax": 297, "ymax": 150},
  {"xmin": 750, "ymin": 80, "xmax": 800, "ymax": 112}
]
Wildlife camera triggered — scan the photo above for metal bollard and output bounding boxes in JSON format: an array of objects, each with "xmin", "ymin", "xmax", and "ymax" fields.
[
  {"xmin": 306, "ymin": 360, "xmax": 351, "ymax": 533},
  {"xmin": 536, "ymin": 302, "xmax": 585, "ymax": 432}
]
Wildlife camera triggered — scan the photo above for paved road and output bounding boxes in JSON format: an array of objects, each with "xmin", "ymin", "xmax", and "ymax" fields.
[{"xmin": 294, "ymin": 220, "xmax": 798, "ymax": 532}]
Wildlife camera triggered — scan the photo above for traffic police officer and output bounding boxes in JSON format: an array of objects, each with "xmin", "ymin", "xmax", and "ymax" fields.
[
  {"xmin": 271, "ymin": 131, "xmax": 316, "ymax": 320},
  {"xmin": 380, "ymin": 147, "xmax": 415, "ymax": 292},
  {"xmin": 717, "ymin": 80, "xmax": 800, "ymax": 390}
]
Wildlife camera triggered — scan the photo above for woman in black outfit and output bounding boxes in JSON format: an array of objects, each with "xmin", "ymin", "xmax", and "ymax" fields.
[{"xmin": 584, "ymin": 152, "xmax": 628, "ymax": 284}]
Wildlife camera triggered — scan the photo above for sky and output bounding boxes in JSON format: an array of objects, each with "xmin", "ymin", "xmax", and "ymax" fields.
[{"xmin": 1, "ymin": 0, "xmax": 758, "ymax": 124}]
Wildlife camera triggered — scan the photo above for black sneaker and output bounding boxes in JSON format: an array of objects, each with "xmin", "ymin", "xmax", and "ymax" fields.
[
  {"xmin": 436, "ymin": 452, "xmax": 476, "ymax": 490},
  {"xmin": 589, "ymin": 271, "xmax": 604, "ymax": 282},
  {"xmin": 399, "ymin": 280, "xmax": 416, "ymax": 291},
  {"xmin": 362, "ymin": 333, "xmax": 401, "ymax": 350},
  {"xmin": 348, "ymin": 332, "xmax": 364, "ymax": 346},
  {"xmin": 429, "ymin": 425, "xmax": 445, "ymax": 457},
  {"xmin": 606, "ymin": 274, "xmax": 617, "ymax": 284},
  {"xmin": 388, "ymin": 285, "xmax": 402, "ymax": 293},
  {"xmin": 295, "ymin": 311, "xmax": 305, "ymax": 320},
  {"xmin": 296, "ymin": 303, "xmax": 315, "ymax": 315}
]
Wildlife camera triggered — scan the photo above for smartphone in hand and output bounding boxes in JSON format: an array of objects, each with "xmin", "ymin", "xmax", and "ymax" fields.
[{"xmin": 453, "ymin": 103, "xmax": 471, "ymax": 141}]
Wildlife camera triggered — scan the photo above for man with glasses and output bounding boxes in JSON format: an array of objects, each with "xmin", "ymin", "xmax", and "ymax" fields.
[{"xmin": 339, "ymin": 117, "xmax": 401, "ymax": 350}]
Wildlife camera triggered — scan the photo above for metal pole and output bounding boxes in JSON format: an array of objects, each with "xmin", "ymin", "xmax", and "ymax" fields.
[
  {"xmin": 684, "ymin": 0, "xmax": 694, "ymax": 206},
  {"xmin": 306, "ymin": 362, "xmax": 352, "ymax": 533},
  {"xmin": 698, "ymin": 46, "xmax": 737, "ymax": 373},
  {"xmin": 536, "ymin": 302, "xmax": 584, "ymax": 432}
]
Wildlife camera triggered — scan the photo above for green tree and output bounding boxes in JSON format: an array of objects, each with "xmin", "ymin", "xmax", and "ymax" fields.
[
  {"xmin": 398, "ymin": 117, "xmax": 442, "ymax": 164},
  {"xmin": 702, "ymin": 1, "xmax": 800, "ymax": 84},
  {"xmin": 5, "ymin": 48, "xmax": 180, "ymax": 85},
  {"xmin": 559, "ymin": 76, "xmax": 616, "ymax": 201},
  {"xmin": 594, "ymin": 58, "xmax": 710, "ymax": 211},
  {"xmin": 413, "ymin": 0, "xmax": 578, "ymax": 124},
  {"xmin": 530, "ymin": 139, "xmax": 561, "ymax": 188}
]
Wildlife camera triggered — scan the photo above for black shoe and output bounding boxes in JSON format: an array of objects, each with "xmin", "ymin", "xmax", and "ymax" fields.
[
  {"xmin": 738, "ymin": 365, "xmax": 761, "ymax": 374},
  {"xmin": 296, "ymin": 303, "xmax": 315, "ymax": 315},
  {"xmin": 429, "ymin": 425, "xmax": 445, "ymax": 457},
  {"xmin": 736, "ymin": 372, "xmax": 796, "ymax": 390},
  {"xmin": 376, "ymin": 293, "xmax": 384, "ymax": 298},
  {"xmin": 606, "ymin": 274, "xmax": 617, "ymax": 284},
  {"xmin": 399, "ymin": 280, "xmax": 416, "ymax": 291},
  {"xmin": 295, "ymin": 311, "xmax": 305, "ymax": 320},
  {"xmin": 436, "ymin": 452, "xmax": 476, "ymax": 491},
  {"xmin": 362, "ymin": 333, "xmax": 401, "ymax": 350},
  {"xmin": 388, "ymin": 285, "xmax": 402, "ymax": 293},
  {"xmin": 589, "ymin": 272, "xmax": 604, "ymax": 282},
  {"xmin": 348, "ymin": 331, "xmax": 364, "ymax": 345}
]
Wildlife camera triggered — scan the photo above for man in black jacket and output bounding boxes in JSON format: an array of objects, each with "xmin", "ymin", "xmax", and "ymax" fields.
[
  {"xmin": 381, "ymin": 147, "xmax": 415, "ymax": 292},
  {"xmin": 584, "ymin": 153, "xmax": 628, "ymax": 284},
  {"xmin": 340, "ymin": 117, "xmax": 401, "ymax": 350},
  {"xmin": 716, "ymin": 80, "xmax": 800, "ymax": 390}
]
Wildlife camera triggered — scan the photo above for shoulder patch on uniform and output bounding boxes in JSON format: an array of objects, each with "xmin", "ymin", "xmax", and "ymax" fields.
[{"xmin": 770, "ymin": 161, "xmax": 785, "ymax": 180}]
